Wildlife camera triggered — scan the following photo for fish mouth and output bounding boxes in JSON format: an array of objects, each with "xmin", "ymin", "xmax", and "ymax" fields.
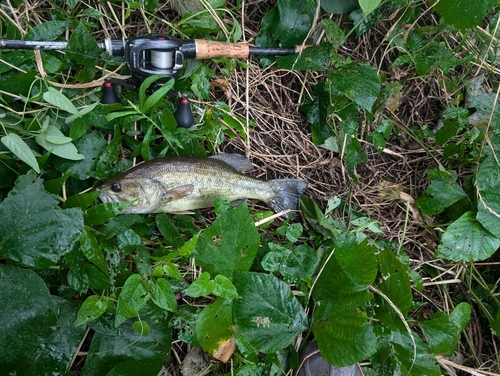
[{"xmin": 98, "ymin": 191, "xmax": 119, "ymax": 204}]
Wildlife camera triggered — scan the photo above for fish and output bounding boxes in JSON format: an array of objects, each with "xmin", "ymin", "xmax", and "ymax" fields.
[{"xmin": 98, "ymin": 153, "xmax": 308, "ymax": 218}]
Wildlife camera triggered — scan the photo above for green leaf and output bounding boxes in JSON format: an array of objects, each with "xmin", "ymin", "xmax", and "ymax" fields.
[
  {"xmin": 183, "ymin": 271, "xmax": 216, "ymax": 298},
  {"xmin": 25, "ymin": 20, "xmax": 71, "ymax": 40},
  {"xmin": 436, "ymin": 211, "xmax": 500, "ymax": 262},
  {"xmin": 390, "ymin": 331, "xmax": 441, "ymax": 375},
  {"xmin": 420, "ymin": 303, "xmax": 471, "ymax": 356},
  {"xmin": 433, "ymin": 0, "xmax": 497, "ymax": 31},
  {"xmin": 75, "ymin": 295, "xmax": 109, "ymax": 326},
  {"xmin": 133, "ymin": 320, "xmax": 151, "ymax": 336},
  {"xmin": 115, "ymin": 274, "xmax": 150, "ymax": 327},
  {"xmin": 1, "ymin": 133, "xmax": 40, "ymax": 172},
  {"xmin": 35, "ymin": 126, "xmax": 85, "ymax": 161},
  {"xmin": 16, "ymin": 298, "xmax": 87, "ymax": 375},
  {"xmin": 359, "ymin": 0, "xmax": 381, "ymax": 15},
  {"xmin": 476, "ymin": 157, "xmax": 500, "ymax": 235},
  {"xmin": 43, "ymin": 87, "xmax": 79, "ymax": 115},
  {"xmin": 416, "ymin": 169, "xmax": 467, "ymax": 216},
  {"xmin": 328, "ymin": 63, "xmax": 380, "ymax": 111},
  {"xmin": 233, "ymin": 271, "xmax": 308, "ymax": 353},
  {"xmin": 81, "ymin": 313, "xmax": 171, "ymax": 376},
  {"xmin": 376, "ymin": 250, "xmax": 413, "ymax": 327},
  {"xmin": 142, "ymin": 79, "xmax": 175, "ymax": 113},
  {"xmin": 84, "ymin": 201, "xmax": 135, "ymax": 226},
  {"xmin": 276, "ymin": 43, "xmax": 334, "ymax": 71},
  {"xmin": 312, "ymin": 291, "xmax": 377, "ymax": 367},
  {"xmin": 320, "ymin": 0, "xmax": 359, "ymax": 14},
  {"xmin": 150, "ymin": 278, "xmax": 177, "ymax": 313},
  {"xmin": 313, "ymin": 235, "xmax": 378, "ymax": 300},
  {"xmin": 162, "ymin": 262, "xmax": 184, "ymax": 280},
  {"xmin": 65, "ymin": 190, "xmax": 103, "ymax": 210},
  {"xmin": 0, "ymin": 264, "xmax": 57, "ymax": 374},
  {"xmin": 213, "ymin": 274, "xmax": 239, "ymax": 299},
  {"xmin": 262, "ymin": 243, "xmax": 318, "ymax": 283},
  {"xmin": 196, "ymin": 299, "xmax": 234, "ymax": 356},
  {"xmin": 0, "ymin": 171, "xmax": 84, "ymax": 268},
  {"xmin": 80, "ymin": 227, "xmax": 108, "ymax": 273},
  {"xmin": 66, "ymin": 22, "xmax": 102, "ymax": 82},
  {"xmin": 193, "ymin": 204, "xmax": 260, "ymax": 278},
  {"xmin": 273, "ymin": 0, "xmax": 316, "ymax": 46}
]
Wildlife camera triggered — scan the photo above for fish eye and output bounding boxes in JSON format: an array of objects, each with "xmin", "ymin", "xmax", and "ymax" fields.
[{"xmin": 111, "ymin": 183, "xmax": 122, "ymax": 192}]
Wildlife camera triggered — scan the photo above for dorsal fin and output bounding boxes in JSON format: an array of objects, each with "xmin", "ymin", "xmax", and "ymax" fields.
[{"xmin": 208, "ymin": 153, "xmax": 253, "ymax": 172}]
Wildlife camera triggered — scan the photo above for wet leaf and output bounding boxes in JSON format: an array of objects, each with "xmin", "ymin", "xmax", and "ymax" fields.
[
  {"xmin": 75, "ymin": 295, "xmax": 109, "ymax": 326},
  {"xmin": 433, "ymin": 0, "xmax": 497, "ymax": 31},
  {"xmin": 420, "ymin": 302, "xmax": 471, "ymax": 356},
  {"xmin": 276, "ymin": 43, "xmax": 334, "ymax": 71},
  {"xmin": 183, "ymin": 271, "xmax": 215, "ymax": 297},
  {"xmin": 0, "ymin": 171, "xmax": 84, "ymax": 268},
  {"xmin": 193, "ymin": 204, "xmax": 260, "ymax": 278},
  {"xmin": 0, "ymin": 265, "xmax": 57, "ymax": 374},
  {"xmin": 1, "ymin": 133, "xmax": 40, "ymax": 172},
  {"xmin": 196, "ymin": 299, "xmax": 233, "ymax": 358},
  {"xmin": 313, "ymin": 235, "xmax": 377, "ymax": 301},
  {"xmin": 81, "ymin": 313, "xmax": 171, "ymax": 376},
  {"xmin": 328, "ymin": 63, "xmax": 380, "ymax": 111},
  {"xmin": 25, "ymin": 20, "xmax": 71, "ymax": 40},
  {"xmin": 233, "ymin": 271, "xmax": 308, "ymax": 353},
  {"xmin": 312, "ymin": 291, "xmax": 377, "ymax": 367},
  {"xmin": 436, "ymin": 211, "xmax": 500, "ymax": 262},
  {"xmin": 150, "ymin": 278, "xmax": 177, "ymax": 313},
  {"xmin": 115, "ymin": 274, "xmax": 150, "ymax": 327},
  {"xmin": 66, "ymin": 22, "xmax": 102, "ymax": 82},
  {"xmin": 416, "ymin": 169, "xmax": 467, "ymax": 216}
]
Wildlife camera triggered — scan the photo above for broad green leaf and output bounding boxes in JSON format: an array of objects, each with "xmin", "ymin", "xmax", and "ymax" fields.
[
  {"xmin": 416, "ymin": 169, "xmax": 467, "ymax": 216},
  {"xmin": 328, "ymin": 63, "xmax": 380, "ymax": 111},
  {"xmin": 25, "ymin": 20, "xmax": 71, "ymax": 40},
  {"xmin": 313, "ymin": 235, "xmax": 378, "ymax": 301},
  {"xmin": 286, "ymin": 223, "xmax": 303, "ymax": 242},
  {"xmin": 43, "ymin": 87, "xmax": 79, "ymax": 115},
  {"xmin": 16, "ymin": 298, "xmax": 87, "ymax": 375},
  {"xmin": 0, "ymin": 264, "xmax": 57, "ymax": 374},
  {"xmin": 55, "ymin": 124, "xmax": 107, "ymax": 179},
  {"xmin": 81, "ymin": 313, "xmax": 171, "ymax": 376},
  {"xmin": 379, "ymin": 250, "xmax": 412, "ymax": 314},
  {"xmin": 390, "ymin": 331, "xmax": 441, "ymax": 375},
  {"xmin": 321, "ymin": 19, "xmax": 346, "ymax": 48},
  {"xmin": 276, "ymin": 43, "xmax": 334, "ymax": 71},
  {"xmin": 75, "ymin": 295, "xmax": 109, "ymax": 326},
  {"xmin": 0, "ymin": 71, "xmax": 38, "ymax": 97},
  {"xmin": 117, "ymin": 228, "xmax": 143, "ymax": 255},
  {"xmin": 115, "ymin": 274, "xmax": 150, "ymax": 327},
  {"xmin": 436, "ymin": 211, "xmax": 500, "ymax": 262},
  {"xmin": 1, "ymin": 133, "xmax": 40, "ymax": 172},
  {"xmin": 80, "ymin": 227, "xmax": 108, "ymax": 273},
  {"xmin": 359, "ymin": 0, "xmax": 381, "ymax": 15},
  {"xmin": 84, "ymin": 201, "xmax": 135, "ymax": 226},
  {"xmin": 312, "ymin": 291, "xmax": 377, "ymax": 367},
  {"xmin": 433, "ymin": 0, "xmax": 497, "ymax": 31},
  {"xmin": 163, "ymin": 262, "xmax": 184, "ymax": 280},
  {"xmin": 420, "ymin": 302, "xmax": 471, "ymax": 356},
  {"xmin": 193, "ymin": 204, "xmax": 260, "ymax": 278},
  {"xmin": 183, "ymin": 271, "xmax": 216, "ymax": 297},
  {"xmin": 133, "ymin": 320, "xmax": 151, "ymax": 336},
  {"xmin": 156, "ymin": 214, "xmax": 185, "ymax": 248},
  {"xmin": 320, "ymin": 0, "xmax": 359, "ymax": 14},
  {"xmin": 180, "ymin": 231, "xmax": 200, "ymax": 256},
  {"xmin": 262, "ymin": 243, "xmax": 318, "ymax": 283},
  {"xmin": 35, "ymin": 126, "xmax": 85, "ymax": 161},
  {"xmin": 66, "ymin": 22, "xmax": 102, "ymax": 82},
  {"xmin": 213, "ymin": 274, "xmax": 239, "ymax": 299},
  {"xmin": 65, "ymin": 190, "xmax": 103, "ymax": 210},
  {"xmin": 476, "ymin": 157, "xmax": 500, "ymax": 235},
  {"xmin": 45, "ymin": 134, "xmax": 73, "ymax": 144},
  {"xmin": 273, "ymin": 0, "xmax": 316, "ymax": 46},
  {"xmin": 150, "ymin": 278, "xmax": 177, "ymax": 313},
  {"xmin": 196, "ymin": 299, "xmax": 233, "ymax": 356},
  {"xmin": 233, "ymin": 271, "xmax": 308, "ymax": 353},
  {"xmin": 0, "ymin": 171, "xmax": 84, "ymax": 268}
]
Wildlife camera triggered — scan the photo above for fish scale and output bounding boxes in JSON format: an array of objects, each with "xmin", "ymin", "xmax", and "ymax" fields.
[{"xmin": 99, "ymin": 154, "xmax": 308, "ymax": 218}]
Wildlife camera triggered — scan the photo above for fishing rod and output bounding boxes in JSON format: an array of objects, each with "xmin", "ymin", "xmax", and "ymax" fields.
[{"xmin": 0, "ymin": 34, "xmax": 306, "ymax": 127}]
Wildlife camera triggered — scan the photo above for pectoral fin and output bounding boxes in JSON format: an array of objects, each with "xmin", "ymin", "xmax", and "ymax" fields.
[{"xmin": 163, "ymin": 184, "xmax": 194, "ymax": 201}]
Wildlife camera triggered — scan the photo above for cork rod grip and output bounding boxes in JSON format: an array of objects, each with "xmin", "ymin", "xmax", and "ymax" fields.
[{"xmin": 194, "ymin": 39, "xmax": 250, "ymax": 59}]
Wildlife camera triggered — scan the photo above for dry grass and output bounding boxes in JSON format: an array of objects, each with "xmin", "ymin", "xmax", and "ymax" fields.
[{"xmin": 4, "ymin": 0, "xmax": 500, "ymax": 374}]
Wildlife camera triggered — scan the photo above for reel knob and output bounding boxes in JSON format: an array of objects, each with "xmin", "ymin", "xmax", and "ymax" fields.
[
  {"xmin": 174, "ymin": 97, "xmax": 194, "ymax": 128},
  {"xmin": 101, "ymin": 80, "xmax": 120, "ymax": 104}
]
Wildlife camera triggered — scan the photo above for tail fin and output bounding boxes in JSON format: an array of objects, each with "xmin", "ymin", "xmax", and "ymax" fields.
[{"xmin": 268, "ymin": 179, "xmax": 308, "ymax": 219}]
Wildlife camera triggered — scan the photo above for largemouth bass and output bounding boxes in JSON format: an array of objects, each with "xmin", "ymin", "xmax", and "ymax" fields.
[{"xmin": 99, "ymin": 154, "xmax": 308, "ymax": 217}]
